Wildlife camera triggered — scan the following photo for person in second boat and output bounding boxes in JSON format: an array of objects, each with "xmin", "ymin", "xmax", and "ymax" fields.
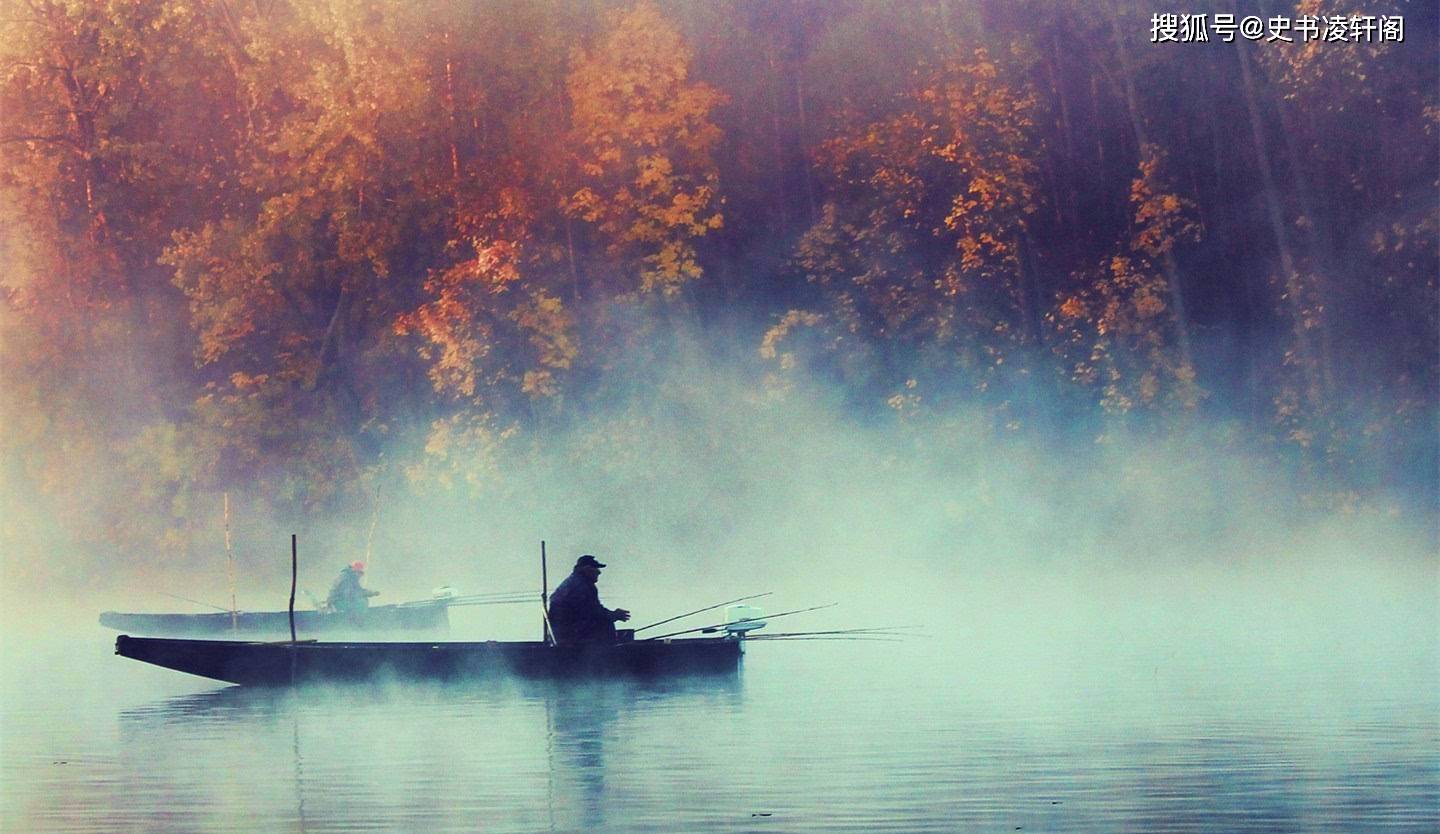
[
  {"xmin": 326, "ymin": 561, "xmax": 380, "ymax": 614},
  {"xmin": 547, "ymin": 554, "xmax": 631, "ymax": 644}
]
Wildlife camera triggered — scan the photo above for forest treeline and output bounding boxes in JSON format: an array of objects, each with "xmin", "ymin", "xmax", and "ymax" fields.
[{"xmin": 2, "ymin": 0, "xmax": 1435, "ymax": 561}]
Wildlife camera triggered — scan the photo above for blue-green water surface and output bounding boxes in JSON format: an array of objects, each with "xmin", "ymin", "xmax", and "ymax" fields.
[{"xmin": 3, "ymin": 592, "xmax": 1436, "ymax": 833}]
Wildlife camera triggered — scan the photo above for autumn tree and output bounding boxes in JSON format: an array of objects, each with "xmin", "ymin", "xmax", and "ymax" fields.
[
  {"xmin": 1253, "ymin": 0, "xmax": 1438, "ymax": 489},
  {"xmin": 2, "ymin": 0, "xmax": 1433, "ymax": 569},
  {"xmin": 1051, "ymin": 145, "xmax": 1203, "ymax": 417},
  {"xmin": 767, "ymin": 46, "xmax": 1044, "ymax": 422},
  {"xmin": 161, "ymin": 0, "xmax": 590, "ymax": 500},
  {"xmin": 389, "ymin": 0, "xmax": 583, "ymax": 489},
  {"xmin": 158, "ymin": 0, "xmax": 463, "ymax": 507},
  {"xmin": 1, "ymin": 0, "xmax": 252, "ymax": 557},
  {"xmin": 563, "ymin": 1, "xmax": 726, "ymax": 300}
]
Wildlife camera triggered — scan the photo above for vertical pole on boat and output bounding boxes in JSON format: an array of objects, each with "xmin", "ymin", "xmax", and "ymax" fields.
[
  {"xmin": 540, "ymin": 540, "xmax": 552, "ymax": 645},
  {"xmin": 224, "ymin": 492, "xmax": 237, "ymax": 633},
  {"xmin": 289, "ymin": 534, "xmax": 298, "ymax": 644}
]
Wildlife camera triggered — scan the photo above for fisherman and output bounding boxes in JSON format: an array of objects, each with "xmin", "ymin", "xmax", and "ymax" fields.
[
  {"xmin": 547, "ymin": 554, "xmax": 631, "ymax": 644},
  {"xmin": 326, "ymin": 561, "xmax": 380, "ymax": 613}
]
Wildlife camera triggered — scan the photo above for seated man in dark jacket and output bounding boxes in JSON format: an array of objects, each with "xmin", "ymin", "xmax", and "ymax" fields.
[
  {"xmin": 547, "ymin": 554, "xmax": 630, "ymax": 644},
  {"xmin": 326, "ymin": 561, "xmax": 380, "ymax": 613}
]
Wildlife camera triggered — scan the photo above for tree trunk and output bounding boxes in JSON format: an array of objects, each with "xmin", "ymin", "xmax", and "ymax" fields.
[
  {"xmin": 442, "ymin": 31, "xmax": 461, "ymax": 190},
  {"xmin": 1235, "ymin": 36, "xmax": 1327, "ymax": 410},
  {"xmin": 1103, "ymin": 1, "xmax": 1196, "ymax": 374},
  {"xmin": 565, "ymin": 219, "xmax": 581, "ymax": 303},
  {"xmin": 1046, "ymin": 34, "xmax": 1080, "ymax": 231},
  {"xmin": 765, "ymin": 38, "xmax": 789, "ymax": 227},
  {"xmin": 794, "ymin": 59, "xmax": 816, "ymax": 226},
  {"xmin": 1275, "ymin": 96, "xmax": 1338, "ymax": 399}
]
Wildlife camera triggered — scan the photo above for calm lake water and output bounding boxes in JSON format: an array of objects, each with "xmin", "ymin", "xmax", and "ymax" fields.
[{"xmin": 3, "ymin": 589, "xmax": 1437, "ymax": 833}]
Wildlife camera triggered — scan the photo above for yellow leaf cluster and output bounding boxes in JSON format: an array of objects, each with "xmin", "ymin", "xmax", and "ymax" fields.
[{"xmin": 563, "ymin": 1, "xmax": 725, "ymax": 297}]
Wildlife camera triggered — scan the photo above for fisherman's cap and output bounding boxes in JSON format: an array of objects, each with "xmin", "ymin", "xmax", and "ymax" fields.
[{"xmin": 575, "ymin": 554, "xmax": 607, "ymax": 569}]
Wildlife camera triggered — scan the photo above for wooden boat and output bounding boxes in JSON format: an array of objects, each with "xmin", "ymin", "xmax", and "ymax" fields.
[
  {"xmin": 99, "ymin": 601, "xmax": 450, "ymax": 639},
  {"xmin": 114, "ymin": 634, "xmax": 743, "ymax": 686}
]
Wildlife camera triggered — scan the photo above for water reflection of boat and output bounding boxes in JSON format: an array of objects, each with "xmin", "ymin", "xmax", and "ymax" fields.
[
  {"xmin": 115, "ymin": 634, "xmax": 744, "ymax": 686},
  {"xmin": 99, "ymin": 601, "xmax": 451, "ymax": 639},
  {"xmin": 119, "ymin": 684, "xmax": 291, "ymax": 723},
  {"xmin": 113, "ymin": 670, "xmax": 743, "ymax": 832},
  {"xmin": 116, "ymin": 669, "xmax": 742, "ymax": 724}
]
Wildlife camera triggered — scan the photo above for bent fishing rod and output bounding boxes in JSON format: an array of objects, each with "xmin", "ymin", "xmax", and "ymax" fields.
[{"xmin": 631, "ymin": 592, "xmax": 774, "ymax": 634}]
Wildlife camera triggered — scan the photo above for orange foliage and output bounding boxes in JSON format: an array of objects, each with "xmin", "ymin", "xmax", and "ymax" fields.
[{"xmin": 563, "ymin": 1, "xmax": 726, "ymax": 296}]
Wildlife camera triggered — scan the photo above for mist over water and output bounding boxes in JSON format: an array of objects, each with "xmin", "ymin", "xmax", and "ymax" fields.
[
  {"xmin": 3, "ymin": 336, "xmax": 1437, "ymax": 832},
  {"xmin": 1, "ymin": 0, "xmax": 1434, "ymax": 826},
  {"xmin": 5, "ymin": 340, "xmax": 1435, "ymax": 621},
  {"xmin": 3, "ymin": 581, "xmax": 1435, "ymax": 832}
]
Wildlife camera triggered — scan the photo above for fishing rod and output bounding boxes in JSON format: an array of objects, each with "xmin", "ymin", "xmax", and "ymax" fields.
[
  {"xmin": 734, "ymin": 627, "xmax": 920, "ymax": 639},
  {"xmin": 395, "ymin": 591, "xmax": 537, "ymax": 607},
  {"xmin": 445, "ymin": 592, "xmax": 537, "ymax": 603},
  {"xmin": 454, "ymin": 590, "xmax": 537, "ymax": 600},
  {"xmin": 739, "ymin": 635, "xmax": 905, "ymax": 642},
  {"xmin": 160, "ymin": 591, "xmax": 234, "ymax": 613},
  {"xmin": 641, "ymin": 602, "xmax": 838, "ymax": 641},
  {"xmin": 632, "ymin": 592, "xmax": 774, "ymax": 634},
  {"xmin": 445, "ymin": 596, "xmax": 537, "ymax": 608}
]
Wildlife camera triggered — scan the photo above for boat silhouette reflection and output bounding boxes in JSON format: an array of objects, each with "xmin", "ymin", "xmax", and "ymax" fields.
[{"xmin": 116, "ymin": 674, "xmax": 744, "ymax": 832}]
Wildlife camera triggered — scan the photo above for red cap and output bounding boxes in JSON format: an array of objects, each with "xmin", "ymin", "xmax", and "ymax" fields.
[{"xmin": 351, "ymin": 561, "xmax": 366, "ymax": 572}]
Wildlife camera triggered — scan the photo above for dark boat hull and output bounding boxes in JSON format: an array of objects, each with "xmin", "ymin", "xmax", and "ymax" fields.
[
  {"xmin": 115, "ymin": 635, "xmax": 743, "ymax": 686},
  {"xmin": 99, "ymin": 604, "xmax": 449, "ymax": 639}
]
